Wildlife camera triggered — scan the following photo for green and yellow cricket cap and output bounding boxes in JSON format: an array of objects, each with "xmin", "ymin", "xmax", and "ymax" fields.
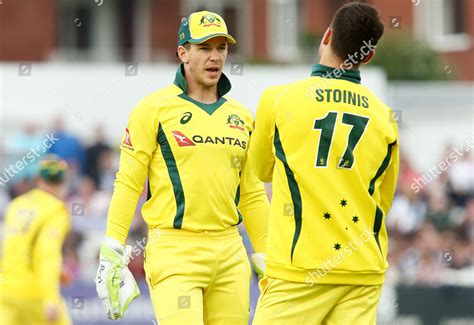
[
  {"xmin": 38, "ymin": 154, "xmax": 68, "ymax": 183},
  {"xmin": 177, "ymin": 11, "xmax": 237, "ymax": 46}
]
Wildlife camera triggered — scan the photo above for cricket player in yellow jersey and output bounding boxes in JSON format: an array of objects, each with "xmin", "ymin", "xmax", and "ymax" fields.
[
  {"xmin": 95, "ymin": 11, "xmax": 269, "ymax": 324},
  {"xmin": 250, "ymin": 3, "xmax": 399, "ymax": 324},
  {"xmin": 0, "ymin": 156, "xmax": 71, "ymax": 325}
]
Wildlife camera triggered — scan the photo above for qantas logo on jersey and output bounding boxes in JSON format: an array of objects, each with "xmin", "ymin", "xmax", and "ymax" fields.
[
  {"xmin": 172, "ymin": 131, "xmax": 247, "ymax": 149},
  {"xmin": 121, "ymin": 128, "xmax": 134, "ymax": 151},
  {"xmin": 123, "ymin": 128, "xmax": 133, "ymax": 146},
  {"xmin": 172, "ymin": 131, "xmax": 196, "ymax": 147}
]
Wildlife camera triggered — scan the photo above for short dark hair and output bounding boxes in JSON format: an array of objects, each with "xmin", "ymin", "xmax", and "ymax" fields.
[{"xmin": 330, "ymin": 2, "xmax": 384, "ymax": 62}]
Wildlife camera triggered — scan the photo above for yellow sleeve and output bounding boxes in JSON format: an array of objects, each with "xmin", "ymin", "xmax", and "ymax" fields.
[
  {"xmin": 34, "ymin": 207, "xmax": 70, "ymax": 305},
  {"xmin": 248, "ymin": 88, "xmax": 278, "ymax": 183},
  {"xmin": 106, "ymin": 97, "xmax": 159, "ymax": 244},
  {"xmin": 240, "ymin": 147, "xmax": 270, "ymax": 254}
]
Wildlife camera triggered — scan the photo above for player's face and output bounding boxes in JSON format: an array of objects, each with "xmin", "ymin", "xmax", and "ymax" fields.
[{"xmin": 187, "ymin": 37, "xmax": 228, "ymax": 88}]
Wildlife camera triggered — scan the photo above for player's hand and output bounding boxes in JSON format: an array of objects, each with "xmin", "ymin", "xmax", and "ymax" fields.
[
  {"xmin": 44, "ymin": 303, "xmax": 60, "ymax": 323},
  {"xmin": 250, "ymin": 253, "xmax": 266, "ymax": 280},
  {"xmin": 95, "ymin": 237, "xmax": 140, "ymax": 320}
]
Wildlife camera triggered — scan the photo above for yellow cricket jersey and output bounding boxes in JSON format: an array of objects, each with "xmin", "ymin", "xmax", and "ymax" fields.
[
  {"xmin": 249, "ymin": 64, "xmax": 399, "ymax": 285},
  {"xmin": 1, "ymin": 188, "xmax": 70, "ymax": 304},
  {"xmin": 106, "ymin": 64, "xmax": 269, "ymax": 253}
]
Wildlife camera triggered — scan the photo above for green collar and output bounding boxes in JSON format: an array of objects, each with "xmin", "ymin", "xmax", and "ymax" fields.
[
  {"xmin": 310, "ymin": 64, "xmax": 361, "ymax": 84},
  {"xmin": 178, "ymin": 93, "xmax": 227, "ymax": 115},
  {"xmin": 173, "ymin": 64, "xmax": 230, "ymax": 115}
]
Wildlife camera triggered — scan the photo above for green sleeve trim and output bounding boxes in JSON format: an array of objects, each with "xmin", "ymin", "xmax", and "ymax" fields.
[
  {"xmin": 368, "ymin": 141, "xmax": 397, "ymax": 196},
  {"xmin": 233, "ymin": 179, "xmax": 243, "ymax": 226},
  {"xmin": 368, "ymin": 141, "xmax": 397, "ymax": 256},
  {"xmin": 373, "ymin": 206, "xmax": 383, "ymax": 254},
  {"xmin": 274, "ymin": 126, "xmax": 302, "ymax": 262},
  {"xmin": 157, "ymin": 123, "xmax": 186, "ymax": 229}
]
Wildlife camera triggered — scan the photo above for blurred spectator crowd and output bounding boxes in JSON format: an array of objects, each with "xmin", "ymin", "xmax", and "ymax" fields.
[
  {"xmin": 386, "ymin": 147, "xmax": 474, "ymax": 286},
  {"xmin": 0, "ymin": 119, "xmax": 473, "ymax": 287}
]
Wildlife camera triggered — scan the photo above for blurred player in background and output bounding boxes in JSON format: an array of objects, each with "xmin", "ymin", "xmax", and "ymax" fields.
[
  {"xmin": 95, "ymin": 10, "xmax": 269, "ymax": 324},
  {"xmin": 0, "ymin": 155, "xmax": 71, "ymax": 325},
  {"xmin": 250, "ymin": 2, "xmax": 398, "ymax": 324}
]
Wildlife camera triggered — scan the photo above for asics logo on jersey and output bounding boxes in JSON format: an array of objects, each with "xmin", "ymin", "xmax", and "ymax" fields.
[{"xmin": 180, "ymin": 112, "xmax": 192, "ymax": 124}]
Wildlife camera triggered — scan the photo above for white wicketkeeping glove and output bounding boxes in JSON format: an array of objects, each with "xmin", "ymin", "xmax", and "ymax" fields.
[
  {"xmin": 95, "ymin": 237, "xmax": 140, "ymax": 320},
  {"xmin": 250, "ymin": 253, "xmax": 266, "ymax": 280}
]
